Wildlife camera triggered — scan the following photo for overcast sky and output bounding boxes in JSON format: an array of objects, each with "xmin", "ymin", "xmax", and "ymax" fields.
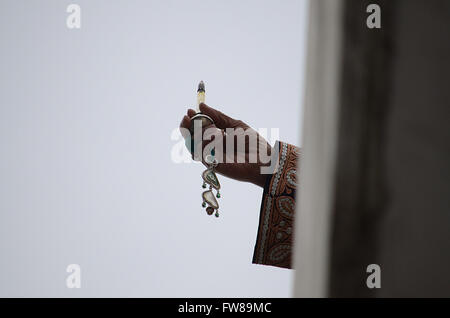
[{"xmin": 0, "ymin": 0, "xmax": 308, "ymax": 297}]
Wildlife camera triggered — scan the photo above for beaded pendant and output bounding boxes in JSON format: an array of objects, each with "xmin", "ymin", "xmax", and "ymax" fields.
[
  {"xmin": 189, "ymin": 81, "xmax": 223, "ymax": 218},
  {"xmin": 201, "ymin": 156, "xmax": 221, "ymax": 217}
]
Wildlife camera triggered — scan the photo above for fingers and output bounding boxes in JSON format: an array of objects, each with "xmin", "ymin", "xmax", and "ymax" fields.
[
  {"xmin": 187, "ymin": 108, "xmax": 196, "ymax": 118},
  {"xmin": 179, "ymin": 115, "xmax": 191, "ymax": 139},
  {"xmin": 180, "ymin": 108, "xmax": 197, "ymax": 131},
  {"xmin": 181, "ymin": 104, "xmax": 247, "ymax": 162},
  {"xmin": 199, "ymin": 103, "xmax": 241, "ymax": 129}
]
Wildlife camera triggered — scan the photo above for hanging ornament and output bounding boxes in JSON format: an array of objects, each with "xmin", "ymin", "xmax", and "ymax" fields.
[
  {"xmin": 201, "ymin": 155, "xmax": 221, "ymax": 217},
  {"xmin": 189, "ymin": 81, "xmax": 223, "ymax": 218}
]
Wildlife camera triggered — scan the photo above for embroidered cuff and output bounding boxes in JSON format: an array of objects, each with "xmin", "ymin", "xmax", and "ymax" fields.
[{"xmin": 252, "ymin": 141, "xmax": 300, "ymax": 269}]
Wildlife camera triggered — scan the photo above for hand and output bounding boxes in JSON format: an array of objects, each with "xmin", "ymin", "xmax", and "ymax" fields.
[{"xmin": 179, "ymin": 103, "xmax": 272, "ymax": 188}]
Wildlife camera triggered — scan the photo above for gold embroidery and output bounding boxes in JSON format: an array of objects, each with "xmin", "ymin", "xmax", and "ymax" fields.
[{"xmin": 252, "ymin": 142, "xmax": 300, "ymax": 269}]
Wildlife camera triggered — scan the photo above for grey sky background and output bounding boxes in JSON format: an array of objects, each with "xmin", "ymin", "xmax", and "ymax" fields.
[{"xmin": 0, "ymin": 0, "xmax": 307, "ymax": 297}]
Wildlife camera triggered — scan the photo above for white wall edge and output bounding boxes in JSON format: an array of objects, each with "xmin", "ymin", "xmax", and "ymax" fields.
[{"xmin": 292, "ymin": 0, "xmax": 344, "ymax": 298}]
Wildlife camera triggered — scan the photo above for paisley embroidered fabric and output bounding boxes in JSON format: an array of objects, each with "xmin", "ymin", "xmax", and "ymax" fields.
[{"xmin": 252, "ymin": 141, "xmax": 300, "ymax": 269}]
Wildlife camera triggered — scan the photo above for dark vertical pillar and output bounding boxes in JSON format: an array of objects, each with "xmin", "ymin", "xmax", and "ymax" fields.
[
  {"xmin": 329, "ymin": 0, "xmax": 450, "ymax": 297},
  {"xmin": 378, "ymin": 0, "xmax": 450, "ymax": 297},
  {"xmin": 329, "ymin": 0, "xmax": 396, "ymax": 297}
]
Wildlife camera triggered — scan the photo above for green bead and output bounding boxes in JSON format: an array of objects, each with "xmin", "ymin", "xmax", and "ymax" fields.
[
  {"xmin": 202, "ymin": 202, "xmax": 206, "ymax": 208},
  {"xmin": 202, "ymin": 183, "xmax": 206, "ymax": 189},
  {"xmin": 215, "ymin": 211, "xmax": 219, "ymax": 217},
  {"xmin": 216, "ymin": 192, "xmax": 221, "ymax": 198}
]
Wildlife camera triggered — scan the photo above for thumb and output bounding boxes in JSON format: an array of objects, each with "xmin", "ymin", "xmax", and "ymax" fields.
[{"xmin": 199, "ymin": 103, "xmax": 244, "ymax": 129}]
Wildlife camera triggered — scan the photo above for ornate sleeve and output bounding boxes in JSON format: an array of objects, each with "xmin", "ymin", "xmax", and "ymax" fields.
[{"xmin": 252, "ymin": 141, "xmax": 300, "ymax": 269}]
